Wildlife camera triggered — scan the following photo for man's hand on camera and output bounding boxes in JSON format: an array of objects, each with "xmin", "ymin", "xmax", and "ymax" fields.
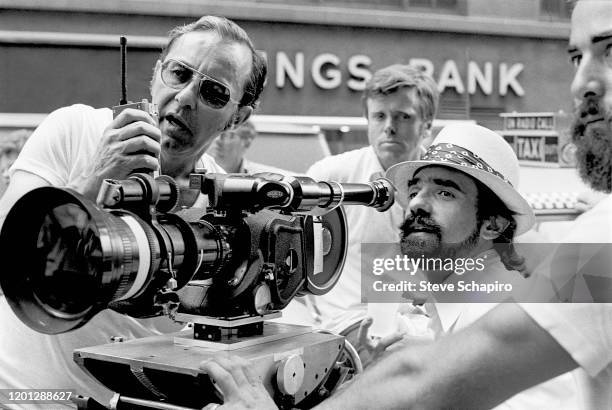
[
  {"xmin": 357, "ymin": 317, "xmax": 404, "ymax": 368},
  {"xmin": 199, "ymin": 356, "xmax": 278, "ymax": 410},
  {"xmin": 72, "ymin": 108, "xmax": 161, "ymax": 201}
]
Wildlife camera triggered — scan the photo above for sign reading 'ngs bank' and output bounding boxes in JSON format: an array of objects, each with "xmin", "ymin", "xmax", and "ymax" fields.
[{"xmin": 264, "ymin": 51, "xmax": 525, "ymax": 97}]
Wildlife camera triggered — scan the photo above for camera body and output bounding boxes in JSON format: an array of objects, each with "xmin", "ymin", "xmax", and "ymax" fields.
[
  {"xmin": 0, "ymin": 171, "xmax": 392, "ymax": 409},
  {"xmin": 0, "ymin": 171, "xmax": 392, "ymax": 333},
  {"xmin": 99, "ymin": 172, "xmax": 349, "ymax": 323}
]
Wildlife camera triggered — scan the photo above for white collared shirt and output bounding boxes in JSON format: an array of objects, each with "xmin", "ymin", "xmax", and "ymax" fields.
[
  {"xmin": 520, "ymin": 194, "xmax": 612, "ymax": 410},
  {"xmin": 412, "ymin": 251, "xmax": 579, "ymax": 410}
]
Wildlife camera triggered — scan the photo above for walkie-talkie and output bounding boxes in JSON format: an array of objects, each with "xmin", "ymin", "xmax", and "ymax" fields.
[
  {"xmin": 111, "ymin": 36, "xmax": 159, "ymax": 175},
  {"xmin": 112, "ymin": 36, "xmax": 158, "ymax": 118}
]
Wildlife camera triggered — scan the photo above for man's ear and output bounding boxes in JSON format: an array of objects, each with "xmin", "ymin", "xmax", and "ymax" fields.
[
  {"xmin": 243, "ymin": 137, "xmax": 253, "ymax": 149},
  {"xmin": 418, "ymin": 120, "xmax": 434, "ymax": 152},
  {"xmin": 480, "ymin": 215, "xmax": 510, "ymax": 240},
  {"xmin": 421, "ymin": 119, "xmax": 433, "ymax": 137},
  {"xmin": 233, "ymin": 106, "xmax": 253, "ymax": 128},
  {"xmin": 221, "ymin": 105, "xmax": 253, "ymax": 132}
]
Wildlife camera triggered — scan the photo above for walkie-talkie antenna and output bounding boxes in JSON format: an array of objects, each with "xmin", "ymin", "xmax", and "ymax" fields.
[{"xmin": 119, "ymin": 36, "xmax": 128, "ymax": 105}]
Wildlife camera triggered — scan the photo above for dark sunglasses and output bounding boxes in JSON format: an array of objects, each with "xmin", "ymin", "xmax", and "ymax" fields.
[{"xmin": 160, "ymin": 58, "xmax": 239, "ymax": 109}]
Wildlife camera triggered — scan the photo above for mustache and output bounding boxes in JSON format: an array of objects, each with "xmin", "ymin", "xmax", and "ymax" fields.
[
  {"xmin": 577, "ymin": 99, "xmax": 601, "ymax": 118},
  {"xmin": 400, "ymin": 214, "xmax": 441, "ymax": 236},
  {"xmin": 571, "ymin": 99, "xmax": 611, "ymax": 147},
  {"xmin": 574, "ymin": 100, "xmax": 610, "ymax": 125},
  {"xmin": 572, "ymin": 108, "xmax": 611, "ymax": 140}
]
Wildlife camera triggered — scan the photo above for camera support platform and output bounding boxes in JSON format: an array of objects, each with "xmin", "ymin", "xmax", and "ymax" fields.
[
  {"xmin": 172, "ymin": 312, "xmax": 315, "ymax": 350},
  {"xmin": 73, "ymin": 316, "xmax": 355, "ymax": 409}
]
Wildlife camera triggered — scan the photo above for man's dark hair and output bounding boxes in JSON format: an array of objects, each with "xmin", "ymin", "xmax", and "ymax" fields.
[
  {"xmin": 160, "ymin": 15, "xmax": 267, "ymax": 109},
  {"xmin": 474, "ymin": 179, "xmax": 528, "ymax": 276}
]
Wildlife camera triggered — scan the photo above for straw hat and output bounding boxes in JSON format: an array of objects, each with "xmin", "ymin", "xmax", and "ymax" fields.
[{"xmin": 386, "ymin": 123, "xmax": 535, "ymax": 235}]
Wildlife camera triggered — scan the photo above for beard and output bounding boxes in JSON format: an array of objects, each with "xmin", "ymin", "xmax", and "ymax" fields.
[
  {"xmin": 399, "ymin": 213, "xmax": 481, "ymax": 261},
  {"xmin": 571, "ymin": 106, "xmax": 612, "ymax": 193}
]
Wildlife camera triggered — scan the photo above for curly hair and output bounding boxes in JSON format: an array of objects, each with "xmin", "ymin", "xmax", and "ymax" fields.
[{"xmin": 474, "ymin": 179, "xmax": 529, "ymax": 277}]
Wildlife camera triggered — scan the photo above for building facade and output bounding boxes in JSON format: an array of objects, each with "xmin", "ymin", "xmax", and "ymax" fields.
[{"xmin": 0, "ymin": 0, "xmax": 573, "ymax": 153}]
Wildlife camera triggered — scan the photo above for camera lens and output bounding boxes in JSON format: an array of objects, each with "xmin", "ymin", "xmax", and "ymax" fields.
[
  {"xmin": 0, "ymin": 187, "xmax": 158, "ymax": 334},
  {"xmin": 0, "ymin": 185, "xmax": 237, "ymax": 334},
  {"xmin": 33, "ymin": 202, "xmax": 102, "ymax": 318}
]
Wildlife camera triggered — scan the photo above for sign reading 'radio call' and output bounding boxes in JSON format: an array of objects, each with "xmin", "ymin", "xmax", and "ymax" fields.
[
  {"xmin": 499, "ymin": 112, "xmax": 575, "ymax": 168},
  {"xmin": 504, "ymin": 115, "xmax": 555, "ymax": 131}
]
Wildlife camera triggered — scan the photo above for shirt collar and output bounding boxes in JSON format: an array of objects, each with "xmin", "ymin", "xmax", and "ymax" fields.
[
  {"xmin": 434, "ymin": 249, "xmax": 502, "ymax": 333},
  {"xmin": 432, "ymin": 302, "xmax": 462, "ymax": 333}
]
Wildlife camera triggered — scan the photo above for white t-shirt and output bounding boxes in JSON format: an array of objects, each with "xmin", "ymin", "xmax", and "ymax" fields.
[
  {"xmin": 1, "ymin": 104, "xmax": 224, "ymax": 408},
  {"xmin": 304, "ymin": 146, "xmax": 405, "ymax": 333},
  {"xmin": 416, "ymin": 251, "xmax": 579, "ymax": 410},
  {"xmin": 9, "ymin": 104, "xmax": 224, "ymax": 188},
  {"xmin": 520, "ymin": 194, "xmax": 612, "ymax": 410}
]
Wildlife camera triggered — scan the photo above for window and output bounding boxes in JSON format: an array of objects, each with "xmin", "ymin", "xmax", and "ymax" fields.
[
  {"xmin": 408, "ymin": 0, "xmax": 458, "ymax": 10},
  {"xmin": 252, "ymin": 0, "xmax": 463, "ymax": 13},
  {"xmin": 410, "ymin": 0, "xmax": 433, "ymax": 7},
  {"xmin": 540, "ymin": 0, "xmax": 571, "ymax": 21},
  {"xmin": 470, "ymin": 107, "xmax": 505, "ymax": 131},
  {"xmin": 253, "ymin": 0, "xmax": 405, "ymax": 10}
]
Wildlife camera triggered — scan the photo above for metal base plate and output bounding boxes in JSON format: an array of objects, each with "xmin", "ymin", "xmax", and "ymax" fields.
[
  {"xmin": 74, "ymin": 325, "xmax": 344, "ymax": 409},
  {"xmin": 175, "ymin": 322, "xmax": 312, "ymax": 350},
  {"xmin": 174, "ymin": 311, "xmax": 281, "ymax": 327}
]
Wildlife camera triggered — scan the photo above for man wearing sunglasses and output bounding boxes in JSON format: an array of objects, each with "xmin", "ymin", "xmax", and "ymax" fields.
[
  {"xmin": 0, "ymin": 16, "xmax": 266, "ymax": 409},
  {"xmin": 0, "ymin": 15, "xmax": 266, "ymax": 215}
]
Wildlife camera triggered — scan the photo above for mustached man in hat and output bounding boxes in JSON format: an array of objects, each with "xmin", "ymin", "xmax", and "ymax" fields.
[
  {"xmin": 355, "ymin": 122, "xmax": 537, "ymax": 356},
  {"xmin": 387, "ymin": 123, "xmax": 534, "ymax": 283},
  {"xmin": 356, "ymin": 123, "xmax": 537, "ymax": 344},
  {"xmin": 359, "ymin": 123, "xmax": 574, "ymax": 408}
]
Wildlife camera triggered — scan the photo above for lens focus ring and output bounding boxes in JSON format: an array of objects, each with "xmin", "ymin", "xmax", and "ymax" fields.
[{"xmin": 106, "ymin": 215, "xmax": 141, "ymax": 301}]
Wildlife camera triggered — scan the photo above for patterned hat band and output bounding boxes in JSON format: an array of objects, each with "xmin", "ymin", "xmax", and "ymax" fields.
[{"xmin": 422, "ymin": 143, "xmax": 513, "ymax": 187}]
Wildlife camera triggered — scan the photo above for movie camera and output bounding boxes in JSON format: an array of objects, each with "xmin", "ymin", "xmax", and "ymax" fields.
[{"xmin": 0, "ymin": 170, "xmax": 394, "ymax": 409}]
